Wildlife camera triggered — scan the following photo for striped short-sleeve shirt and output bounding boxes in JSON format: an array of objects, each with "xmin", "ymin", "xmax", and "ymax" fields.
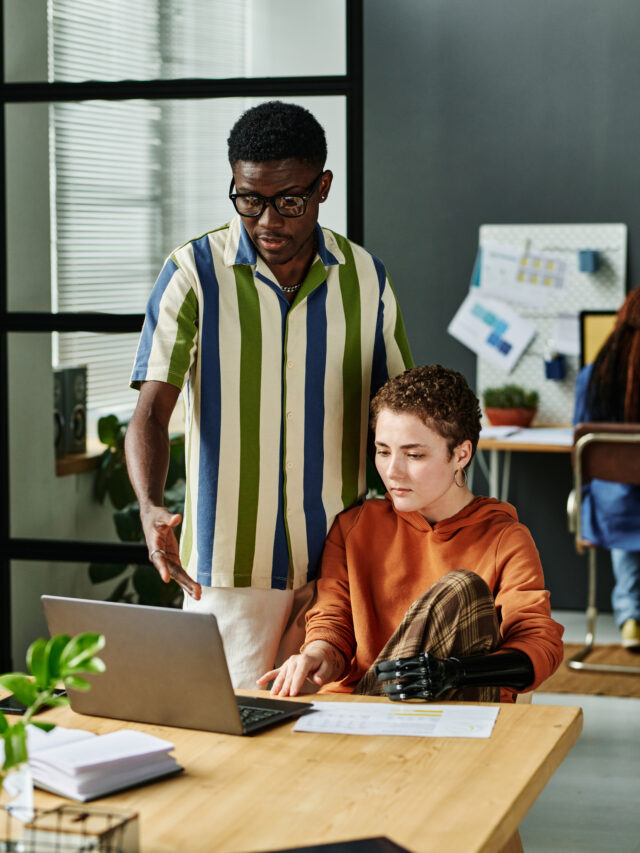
[{"xmin": 131, "ymin": 215, "xmax": 412, "ymax": 590}]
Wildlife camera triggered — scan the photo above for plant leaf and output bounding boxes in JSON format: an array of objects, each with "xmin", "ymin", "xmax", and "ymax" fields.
[
  {"xmin": 45, "ymin": 634, "xmax": 71, "ymax": 681},
  {"xmin": 107, "ymin": 466, "xmax": 136, "ymax": 510},
  {"xmin": 37, "ymin": 693, "xmax": 69, "ymax": 709},
  {"xmin": 94, "ymin": 449, "xmax": 114, "ymax": 503},
  {"xmin": 107, "ymin": 577, "xmax": 132, "ymax": 602},
  {"xmin": 2, "ymin": 721, "xmax": 28, "ymax": 772},
  {"xmin": 113, "ymin": 504, "xmax": 143, "ymax": 541},
  {"xmin": 132, "ymin": 563, "xmax": 169, "ymax": 605},
  {"xmin": 0, "ymin": 711, "xmax": 8, "ymax": 734},
  {"xmin": 89, "ymin": 563, "xmax": 128, "ymax": 584},
  {"xmin": 26, "ymin": 638, "xmax": 48, "ymax": 689},
  {"xmin": 0, "ymin": 674, "xmax": 38, "ymax": 707},
  {"xmin": 59, "ymin": 633, "xmax": 105, "ymax": 673},
  {"xmin": 63, "ymin": 675, "xmax": 91, "ymax": 692},
  {"xmin": 31, "ymin": 721, "xmax": 56, "ymax": 732},
  {"xmin": 97, "ymin": 414, "xmax": 120, "ymax": 447}
]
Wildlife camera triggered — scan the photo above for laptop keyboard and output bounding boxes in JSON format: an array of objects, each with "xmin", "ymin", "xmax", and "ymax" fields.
[{"xmin": 238, "ymin": 704, "xmax": 284, "ymax": 728}]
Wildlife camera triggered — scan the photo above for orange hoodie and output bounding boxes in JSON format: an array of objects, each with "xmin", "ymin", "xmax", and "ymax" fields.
[{"xmin": 302, "ymin": 495, "xmax": 564, "ymax": 701}]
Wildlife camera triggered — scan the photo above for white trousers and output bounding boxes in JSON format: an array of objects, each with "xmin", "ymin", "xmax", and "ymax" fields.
[{"xmin": 183, "ymin": 581, "xmax": 316, "ymax": 688}]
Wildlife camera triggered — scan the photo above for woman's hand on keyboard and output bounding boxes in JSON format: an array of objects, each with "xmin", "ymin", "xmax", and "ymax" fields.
[{"xmin": 257, "ymin": 641, "xmax": 346, "ymax": 696}]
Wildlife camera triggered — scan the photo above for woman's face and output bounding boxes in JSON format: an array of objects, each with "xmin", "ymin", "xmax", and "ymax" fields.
[{"xmin": 374, "ymin": 409, "xmax": 472, "ymax": 523}]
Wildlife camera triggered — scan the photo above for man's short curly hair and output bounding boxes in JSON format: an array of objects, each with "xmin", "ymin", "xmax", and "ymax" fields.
[
  {"xmin": 227, "ymin": 101, "xmax": 327, "ymax": 168},
  {"xmin": 370, "ymin": 365, "xmax": 482, "ymax": 465}
]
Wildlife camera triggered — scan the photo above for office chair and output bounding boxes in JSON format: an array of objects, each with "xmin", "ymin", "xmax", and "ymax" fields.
[{"xmin": 566, "ymin": 422, "xmax": 640, "ymax": 673}]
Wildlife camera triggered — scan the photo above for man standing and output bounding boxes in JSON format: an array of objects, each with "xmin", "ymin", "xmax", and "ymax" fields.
[{"xmin": 125, "ymin": 101, "xmax": 412, "ymax": 686}]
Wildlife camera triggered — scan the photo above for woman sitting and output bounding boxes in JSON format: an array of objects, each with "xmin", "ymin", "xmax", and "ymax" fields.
[
  {"xmin": 258, "ymin": 365, "xmax": 563, "ymax": 702},
  {"xmin": 573, "ymin": 287, "xmax": 640, "ymax": 648}
]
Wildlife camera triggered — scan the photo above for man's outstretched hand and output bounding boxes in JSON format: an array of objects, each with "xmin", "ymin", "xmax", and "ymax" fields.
[{"xmin": 143, "ymin": 506, "xmax": 201, "ymax": 600}]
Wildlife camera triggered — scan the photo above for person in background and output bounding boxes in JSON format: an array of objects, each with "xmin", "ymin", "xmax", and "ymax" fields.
[
  {"xmin": 573, "ymin": 287, "xmax": 640, "ymax": 649},
  {"xmin": 259, "ymin": 365, "xmax": 563, "ymax": 702},
  {"xmin": 125, "ymin": 101, "xmax": 412, "ymax": 687}
]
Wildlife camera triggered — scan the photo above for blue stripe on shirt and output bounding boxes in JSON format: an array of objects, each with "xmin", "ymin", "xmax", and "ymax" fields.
[
  {"xmin": 303, "ymin": 285, "xmax": 329, "ymax": 582},
  {"xmin": 131, "ymin": 258, "xmax": 178, "ymax": 379},
  {"xmin": 192, "ymin": 236, "xmax": 221, "ymax": 586},
  {"xmin": 235, "ymin": 221, "xmax": 257, "ymax": 265},
  {"xmin": 370, "ymin": 254, "xmax": 390, "ymax": 395},
  {"xmin": 271, "ymin": 295, "xmax": 292, "ymax": 589}
]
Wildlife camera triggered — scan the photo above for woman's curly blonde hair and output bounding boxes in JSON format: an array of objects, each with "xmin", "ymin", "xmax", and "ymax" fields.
[{"xmin": 370, "ymin": 365, "xmax": 481, "ymax": 465}]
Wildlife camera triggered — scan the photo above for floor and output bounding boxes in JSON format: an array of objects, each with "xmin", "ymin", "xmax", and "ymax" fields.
[{"xmin": 519, "ymin": 610, "xmax": 640, "ymax": 853}]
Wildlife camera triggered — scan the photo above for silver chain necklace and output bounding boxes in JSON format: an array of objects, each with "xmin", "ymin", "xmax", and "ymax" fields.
[{"xmin": 279, "ymin": 282, "xmax": 303, "ymax": 293}]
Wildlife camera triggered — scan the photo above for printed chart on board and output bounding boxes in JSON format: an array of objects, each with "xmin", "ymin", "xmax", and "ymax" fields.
[{"xmin": 448, "ymin": 223, "xmax": 627, "ymax": 425}]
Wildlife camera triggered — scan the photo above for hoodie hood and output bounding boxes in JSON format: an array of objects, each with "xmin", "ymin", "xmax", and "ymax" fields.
[{"xmin": 390, "ymin": 494, "xmax": 519, "ymax": 539}]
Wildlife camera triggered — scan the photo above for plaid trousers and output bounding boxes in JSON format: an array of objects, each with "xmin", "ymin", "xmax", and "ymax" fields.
[{"xmin": 354, "ymin": 569, "xmax": 501, "ymax": 702}]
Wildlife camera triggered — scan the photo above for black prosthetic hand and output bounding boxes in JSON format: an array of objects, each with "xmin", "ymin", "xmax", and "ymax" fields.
[{"xmin": 375, "ymin": 650, "xmax": 534, "ymax": 701}]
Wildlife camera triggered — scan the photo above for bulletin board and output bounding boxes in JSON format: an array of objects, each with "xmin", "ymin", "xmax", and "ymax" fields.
[{"xmin": 474, "ymin": 223, "xmax": 627, "ymax": 425}]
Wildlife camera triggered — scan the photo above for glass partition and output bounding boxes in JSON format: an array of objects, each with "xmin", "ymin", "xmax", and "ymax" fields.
[{"xmin": 3, "ymin": 0, "xmax": 346, "ymax": 83}]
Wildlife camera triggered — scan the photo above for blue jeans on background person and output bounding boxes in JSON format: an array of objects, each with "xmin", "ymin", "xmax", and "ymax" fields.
[{"xmin": 610, "ymin": 549, "xmax": 640, "ymax": 627}]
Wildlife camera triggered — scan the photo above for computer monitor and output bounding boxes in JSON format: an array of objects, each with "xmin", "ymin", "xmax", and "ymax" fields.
[{"xmin": 580, "ymin": 310, "xmax": 618, "ymax": 367}]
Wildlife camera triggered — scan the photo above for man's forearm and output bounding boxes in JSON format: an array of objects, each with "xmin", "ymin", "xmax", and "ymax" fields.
[{"xmin": 125, "ymin": 408, "xmax": 171, "ymax": 510}]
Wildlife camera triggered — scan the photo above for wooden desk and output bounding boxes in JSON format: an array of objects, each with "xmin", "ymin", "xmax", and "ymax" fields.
[
  {"xmin": 6, "ymin": 692, "xmax": 582, "ymax": 853},
  {"xmin": 476, "ymin": 428, "xmax": 573, "ymax": 501}
]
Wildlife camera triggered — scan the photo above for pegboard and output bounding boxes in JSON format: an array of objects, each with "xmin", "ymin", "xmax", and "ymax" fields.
[{"xmin": 476, "ymin": 223, "xmax": 627, "ymax": 425}]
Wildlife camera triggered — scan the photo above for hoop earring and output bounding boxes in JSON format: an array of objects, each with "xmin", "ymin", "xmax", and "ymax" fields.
[{"xmin": 453, "ymin": 468, "xmax": 467, "ymax": 488}]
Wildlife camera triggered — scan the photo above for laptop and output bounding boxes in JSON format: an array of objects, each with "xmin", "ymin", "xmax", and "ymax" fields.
[{"xmin": 41, "ymin": 595, "xmax": 313, "ymax": 736}]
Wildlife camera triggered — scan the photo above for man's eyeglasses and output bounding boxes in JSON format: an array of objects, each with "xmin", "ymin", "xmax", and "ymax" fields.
[{"xmin": 229, "ymin": 172, "xmax": 325, "ymax": 218}]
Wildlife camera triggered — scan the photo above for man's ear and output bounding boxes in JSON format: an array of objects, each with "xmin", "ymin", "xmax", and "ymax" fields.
[{"xmin": 319, "ymin": 170, "xmax": 333, "ymax": 202}]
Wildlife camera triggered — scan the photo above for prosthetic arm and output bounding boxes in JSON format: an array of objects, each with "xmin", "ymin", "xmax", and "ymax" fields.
[{"xmin": 375, "ymin": 650, "xmax": 534, "ymax": 700}]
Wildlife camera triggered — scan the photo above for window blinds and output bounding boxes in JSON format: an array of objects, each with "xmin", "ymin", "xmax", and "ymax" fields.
[{"xmin": 49, "ymin": 0, "xmax": 247, "ymax": 417}]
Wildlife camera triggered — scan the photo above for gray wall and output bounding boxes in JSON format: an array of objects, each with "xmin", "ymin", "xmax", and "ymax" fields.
[{"xmin": 363, "ymin": 0, "xmax": 640, "ymax": 610}]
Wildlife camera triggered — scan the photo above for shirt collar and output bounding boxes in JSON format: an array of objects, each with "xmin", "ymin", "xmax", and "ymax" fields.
[{"xmin": 224, "ymin": 215, "xmax": 345, "ymax": 269}]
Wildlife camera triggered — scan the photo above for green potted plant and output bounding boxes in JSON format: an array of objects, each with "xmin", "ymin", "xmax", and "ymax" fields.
[
  {"xmin": 90, "ymin": 414, "xmax": 185, "ymax": 607},
  {"xmin": 482, "ymin": 384, "xmax": 539, "ymax": 428},
  {"xmin": 1, "ymin": 633, "xmax": 105, "ymax": 815}
]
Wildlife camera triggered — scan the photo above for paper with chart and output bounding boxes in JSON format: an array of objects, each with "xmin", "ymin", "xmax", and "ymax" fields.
[
  {"xmin": 448, "ymin": 292, "xmax": 536, "ymax": 373},
  {"xmin": 478, "ymin": 239, "xmax": 567, "ymax": 307},
  {"xmin": 293, "ymin": 702, "xmax": 499, "ymax": 738}
]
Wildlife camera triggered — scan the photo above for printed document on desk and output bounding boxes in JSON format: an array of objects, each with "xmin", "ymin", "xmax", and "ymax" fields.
[
  {"xmin": 293, "ymin": 702, "xmax": 499, "ymax": 738},
  {"xmin": 501, "ymin": 427, "xmax": 573, "ymax": 446}
]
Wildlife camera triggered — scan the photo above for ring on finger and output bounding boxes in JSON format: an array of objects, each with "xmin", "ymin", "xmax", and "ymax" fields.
[{"xmin": 149, "ymin": 548, "xmax": 167, "ymax": 560}]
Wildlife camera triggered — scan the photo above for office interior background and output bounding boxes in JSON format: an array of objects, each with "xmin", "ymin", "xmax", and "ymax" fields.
[{"xmin": 3, "ymin": 0, "xmax": 640, "ymax": 668}]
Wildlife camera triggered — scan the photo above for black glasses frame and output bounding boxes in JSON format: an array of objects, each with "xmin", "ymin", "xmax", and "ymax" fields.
[{"xmin": 228, "ymin": 171, "xmax": 326, "ymax": 218}]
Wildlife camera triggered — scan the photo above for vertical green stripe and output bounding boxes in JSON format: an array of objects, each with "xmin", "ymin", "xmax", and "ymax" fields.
[
  {"xmin": 333, "ymin": 234, "xmax": 362, "ymax": 509},
  {"xmin": 168, "ymin": 289, "xmax": 198, "ymax": 380},
  {"xmin": 233, "ymin": 268, "xmax": 262, "ymax": 585},
  {"xmin": 180, "ymin": 407, "xmax": 194, "ymax": 569},
  {"xmin": 171, "ymin": 290, "xmax": 198, "ymax": 570}
]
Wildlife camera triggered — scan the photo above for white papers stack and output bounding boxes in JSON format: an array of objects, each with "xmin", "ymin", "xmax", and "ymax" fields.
[
  {"xmin": 4, "ymin": 726, "xmax": 182, "ymax": 802},
  {"xmin": 293, "ymin": 702, "xmax": 499, "ymax": 738}
]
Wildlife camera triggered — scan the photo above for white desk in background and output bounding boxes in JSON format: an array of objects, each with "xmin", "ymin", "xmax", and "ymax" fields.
[{"xmin": 473, "ymin": 427, "xmax": 573, "ymax": 502}]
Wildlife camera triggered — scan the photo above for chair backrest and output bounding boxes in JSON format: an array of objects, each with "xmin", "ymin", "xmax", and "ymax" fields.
[{"xmin": 573, "ymin": 422, "xmax": 640, "ymax": 486}]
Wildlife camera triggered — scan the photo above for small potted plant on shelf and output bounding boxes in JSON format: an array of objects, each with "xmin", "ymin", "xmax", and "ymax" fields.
[
  {"xmin": 0, "ymin": 633, "xmax": 105, "ymax": 820},
  {"xmin": 482, "ymin": 384, "xmax": 539, "ymax": 428}
]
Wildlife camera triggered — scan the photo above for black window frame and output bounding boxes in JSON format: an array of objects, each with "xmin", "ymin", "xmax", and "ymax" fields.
[{"xmin": 0, "ymin": 1, "xmax": 363, "ymax": 670}]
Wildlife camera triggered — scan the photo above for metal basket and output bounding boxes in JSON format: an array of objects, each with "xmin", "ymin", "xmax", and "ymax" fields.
[{"xmin": 1, "ymin": 805, "xmax": 138, "ymax": 853}]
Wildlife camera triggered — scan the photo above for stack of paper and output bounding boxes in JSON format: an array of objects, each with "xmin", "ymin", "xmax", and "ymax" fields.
[{"xmin": 3, "ymin": 726, "xmax": 182, "ymax": 802}]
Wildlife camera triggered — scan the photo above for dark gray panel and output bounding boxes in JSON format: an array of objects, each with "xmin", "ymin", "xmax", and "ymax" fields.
[{"xmin": 363, "ymin": 0, "xmax": 638, "ymax": 611}]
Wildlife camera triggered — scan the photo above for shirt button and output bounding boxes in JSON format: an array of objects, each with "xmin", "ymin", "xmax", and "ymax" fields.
[
  {"xmin": 286, "ymin": 361, "xmax": 294, "ymax": 369},
  {"xmin": 286, "ymin": 461, "xmax": 293, "ymax": 469},
  {"xmin": 286, "ymin": 411, "xmax": 293, "ymax": 420}
]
